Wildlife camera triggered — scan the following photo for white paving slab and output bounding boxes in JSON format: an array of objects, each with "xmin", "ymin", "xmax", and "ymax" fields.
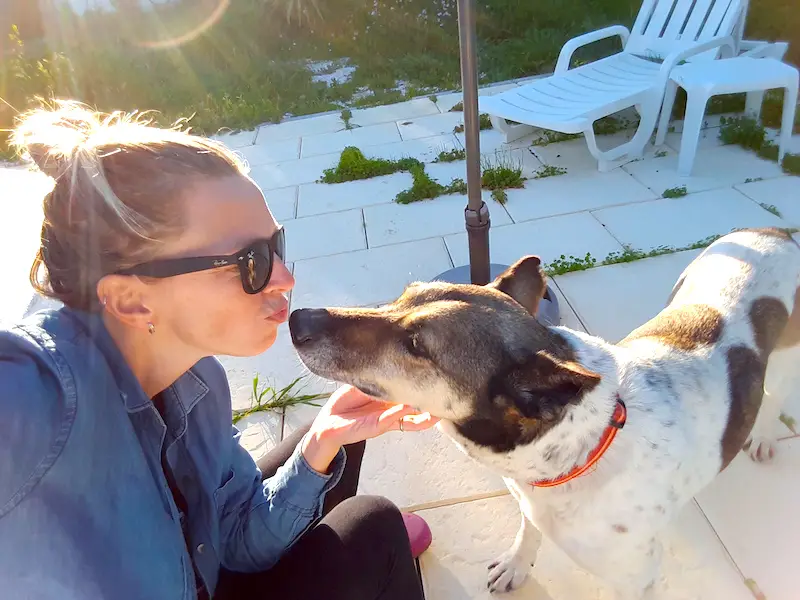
[
  {"xmin": 664, "ymin": 128, "xmax": 725, "ymax": 155},
  {"xmin": 297, "ymin": 172, "xmax": 415, "ymax": 217},
  {"xmin": 418, "ymin": 495, "xmax": 549, "ymax": 600},
  {"xmin": 592, "ymin": 188, "xmax": 786, "ymax": 251},
  {"xmin": 696, "ymin": 437, "xmax": 800, "ymax": 600},
  {"xmin": 532, "ymin": 500, "xmax": 751, "ymax": 600},
  {"xmin": 358, "ymin": 427, "xmax": 508, "ymax": 509},
  {"xmin": 215, "ymin": 323, "xmax": 330, "ymax": 409},
  {"xmin": 435, "ymin": 82, "xmax": 522, "ymax": 113},
  {"xmin": 418, "ymin": 495, "xmax": 750, "ymax": 600},
  {"xmin": 256, "ymin": 112, "xmax": 345, "ymax": 142},
  {"xmin": 734, "ymin": 176, "xmax": 800, "ymax": 227},
  {"xmin": 397, "ymin": 112, "xmax": 466, "ymax": 141},
  {"xmin": 502, "ymin": 170, "xmax": 656, "ymax": 223},
  {"xmin": 550, "ymin": 280, "xmax": 588, "ymax": 333},
  {"xmin": 212, "ymin": 128, "xmax": 258, "ymax": 149},
  {"xmin": 300, "ymin": 123, "xmax": 402, "ymax": 158},
  {"xmin": 235, "ymin": 411, "xmax": 283, "ymax": 463},
  {"xmin": 444, "ymin": 212, "xmax": 625, "ymax": 272},
  {"xmin": 283, "ymin": 208, "xmax": 366, "ymax": 261},
  {"xmin": 529, "ymin": 131, "xmax": 637, "ymax": 174},
  {"xmin": 263, "ymin": 186, "xmax": 297, "ymax": 222},
  {"xmin": 0, "ymin": 167, "xmax": 53, "ymax": 324},
  {"xmin": 367, "ymin": 134, "xmax": 463, "ymax": 163},
  {"xmin": 555, "ymin": 250, "xmax": 702, "ymax": 342},
  {"xmin": 350, "ymin": 97, "xmax": 440, "ymax": 127},
  {"xmin": 291, "ymin": 237, "xmax": 453, "ymax": 310},
  {"xmin": 364, "ymin": 191, "xmax": 512, "ymax": 248},
  {"xmin": 248, "ymin": 152, "xmax": 340, "ymax": 190},
  {"xmin": 238, "ymin": 137, "xmax": 300, "ymax": 167},
  {"xmin": 622, "ymin": 144, "xmax": 785, "ymax": 195}
]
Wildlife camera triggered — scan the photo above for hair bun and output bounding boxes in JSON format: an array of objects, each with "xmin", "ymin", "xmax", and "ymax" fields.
[{"xmin": 11, "ymin": 100, "xmax": 97, "ymax": 179}]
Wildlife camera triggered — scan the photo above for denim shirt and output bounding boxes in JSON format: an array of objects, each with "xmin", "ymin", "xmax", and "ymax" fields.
[{"xmin": 0, "ymin": 307, "xmax": 345, "ymax": 600}]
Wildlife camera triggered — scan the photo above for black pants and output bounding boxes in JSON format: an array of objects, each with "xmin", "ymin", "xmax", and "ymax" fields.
[{"xmin": 214, "ymin": 425, "xmax": 424, "ymax": 600}]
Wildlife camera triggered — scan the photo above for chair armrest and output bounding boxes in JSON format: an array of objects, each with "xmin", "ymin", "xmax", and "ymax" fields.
[
  {"xmin": 555, "ymin": 25, "xmax": 631, "ymax": 74},
  {"xmin": 657, "ymin": 36, "xmax": 736, "ymax": 87},
  {"xmin": 739, "ymin": 40, "xmax": 789, "ymax": 59}
]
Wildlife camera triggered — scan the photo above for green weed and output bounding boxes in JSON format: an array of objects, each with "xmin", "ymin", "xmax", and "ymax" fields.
[
  {"xmin": 663, "ymin": 185, "xmax": 688, "ymax": 198},
  {"xmin": 394, "ymin": 165, "xmax": 467, "ymax": 204},
  {"xmin": 232, "ymin": 375, "xmax": 327, "ymax": 425},
  {"xmin": 319, "ymin": 146, "xmax": 422, "ymax": 183}
]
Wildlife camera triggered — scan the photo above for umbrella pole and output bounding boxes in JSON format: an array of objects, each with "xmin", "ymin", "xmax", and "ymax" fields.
[{"xmin": 456, "ymin": 0, "xmax": 491, "ymax": 286}]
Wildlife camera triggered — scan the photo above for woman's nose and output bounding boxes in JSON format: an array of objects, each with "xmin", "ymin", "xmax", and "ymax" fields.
[{"xmin": 265, "ymin": 258, "xmax": 294, "ymax": 294}]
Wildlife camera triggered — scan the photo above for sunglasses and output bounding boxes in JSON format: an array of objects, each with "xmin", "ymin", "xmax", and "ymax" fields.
[{"xmin": 115, "ymin": 227, "xmax": 285, "ymax": 294}]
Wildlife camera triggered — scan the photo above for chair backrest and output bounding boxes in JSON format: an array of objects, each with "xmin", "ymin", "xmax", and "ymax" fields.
[{"xmin": 625, "ymin": 0, "xmax": 745, "ymax": 61}]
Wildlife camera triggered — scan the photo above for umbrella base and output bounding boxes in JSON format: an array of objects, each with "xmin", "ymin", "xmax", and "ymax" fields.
[{"xmin": 431, "ymin": 264, "xmax": 561, "ymax": 327}]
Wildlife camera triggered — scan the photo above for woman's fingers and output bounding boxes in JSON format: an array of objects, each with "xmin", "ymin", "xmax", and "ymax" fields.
[
  {"xmin": 398, "ymin": 412, "xmax": 440, "ymax": 431},
  {"xmin": 377, "ymin": 403, "xmax": 419, "ymax": 426}
]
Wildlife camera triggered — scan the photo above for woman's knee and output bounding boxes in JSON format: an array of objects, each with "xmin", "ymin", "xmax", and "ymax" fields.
[{"xmin": 334, "ymin": 495, "xmax": 408, "ymax": 545}]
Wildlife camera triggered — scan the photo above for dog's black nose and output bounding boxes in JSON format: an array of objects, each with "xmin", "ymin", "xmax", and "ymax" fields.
[{"xmin": 289, "ymin": 308, "xmax": 331, "ymax": 346}]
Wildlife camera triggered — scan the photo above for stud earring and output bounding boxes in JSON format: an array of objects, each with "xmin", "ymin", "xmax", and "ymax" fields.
[{"xmin": 148, "ymin": 322, "xmax": 156, "ymax": 335}]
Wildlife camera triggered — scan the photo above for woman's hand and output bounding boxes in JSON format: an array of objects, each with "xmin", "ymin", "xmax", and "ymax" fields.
[{"xmin": 301, "ymin": 385, "xmax": 439, "ymax": 474}]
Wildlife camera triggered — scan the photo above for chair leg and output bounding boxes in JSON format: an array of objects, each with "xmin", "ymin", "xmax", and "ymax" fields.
[
  {"xmin": 745, "ymin": 91, "xmax": 765, "ymax": 120},
  {"xmin": 585, "ymin": 98, "xmax": 661, "ymax": 171},
  {"xmin": 778, "ymin": 78, "xmax": 798, "ymax": 163},
  {"xmin": 656, "ymin": 80, "xmax": 678, "ymax": 147},
  {"xmin": 678, "ymin": 92, "xmax": 709, "ymax": 177},
  {"xmin": 490, "ymin": 115, "xmax": 536, "ymax": 143}
]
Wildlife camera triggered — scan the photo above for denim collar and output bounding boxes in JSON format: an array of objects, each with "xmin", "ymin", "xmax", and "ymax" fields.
[{"xmin": 65, "ymin": 308, "xmax": 209, "ymax": 417}]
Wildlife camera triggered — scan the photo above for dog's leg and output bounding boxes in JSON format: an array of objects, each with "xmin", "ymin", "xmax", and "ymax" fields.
[
  {"xmin": 487, "ymin": 512, "xmax": 540, "ymax": 593},
  {"xmin": 746, "ymin": 346, "xmax": 796, "ymax": 462}
]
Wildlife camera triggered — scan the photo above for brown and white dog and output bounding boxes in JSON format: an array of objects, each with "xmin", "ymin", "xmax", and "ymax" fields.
[{"xmin": 288, "ymin": 227, "xmax": 800, "ymax": 598}]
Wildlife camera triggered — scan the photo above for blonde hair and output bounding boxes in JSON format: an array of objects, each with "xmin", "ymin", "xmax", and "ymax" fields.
[{"xmin": 11, "ymin": 100, "xmax": 248, "ymax": 311}]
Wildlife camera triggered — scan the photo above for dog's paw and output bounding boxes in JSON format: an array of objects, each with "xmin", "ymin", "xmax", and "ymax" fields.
[
  {"xmin": 744, "ymin": 436, "xmax": 776, "ymax": 462},
  {"xmin": 487, "ymin": 551, "xmax": 531, "ymax": 593}
]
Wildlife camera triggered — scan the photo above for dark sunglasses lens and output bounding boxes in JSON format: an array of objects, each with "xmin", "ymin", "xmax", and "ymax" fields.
[
  {"xmin": 274, "ymin": 228, "xmax": 286, "ymax": 262},
  {"xmin": 241, "ymin": 245, "xmax": 272, "ymax": 293}
]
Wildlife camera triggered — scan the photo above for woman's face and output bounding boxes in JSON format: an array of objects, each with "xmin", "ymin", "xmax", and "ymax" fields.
[{"xmin": 145, "ymin": 174, "xmax": 295, "ymax": 358}]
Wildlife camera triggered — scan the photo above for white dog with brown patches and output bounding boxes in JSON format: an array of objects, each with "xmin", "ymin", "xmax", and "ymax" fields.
[{"xmin": 289, "ymin": 227, "xmax": 800, "ymax": 599}]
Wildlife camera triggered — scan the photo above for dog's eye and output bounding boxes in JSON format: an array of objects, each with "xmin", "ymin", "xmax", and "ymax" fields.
[{"xmin": 404, "ymin": 333, "xmax": 427, "ymax": 359}]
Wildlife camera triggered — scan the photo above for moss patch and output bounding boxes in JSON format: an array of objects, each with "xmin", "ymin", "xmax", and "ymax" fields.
[{"xmin": 319, "ymin": 146, "xmax": 422, "ymax": 183}]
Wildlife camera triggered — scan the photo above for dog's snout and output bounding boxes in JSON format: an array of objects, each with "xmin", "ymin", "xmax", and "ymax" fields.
[{"xmin": 289, "ymin": 308, "xmax": 332, "ymax": 346}]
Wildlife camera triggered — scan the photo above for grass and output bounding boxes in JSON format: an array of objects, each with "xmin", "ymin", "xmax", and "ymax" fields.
[
  {"xmin": 232, "ymin": 375, "xmax": 327, "ymax": 425},
  {"xmin": 718, "ymin": 116, "xmax": 800, "ymax": 175},
  {"xmin": 543, "ymin": 235, "xmax": 722, "ymax": 277},
  {"xmin": 481, "ymin": 152, "xmax": 526, "ymax": 191},
  {"xmin": 780, "ymin": 412, "xmax": 798, "ymax": 434},
  {"xmin": 433, "ymin": 148, "xmax": 467, "ymax": 163},
  {"xmin": 534, "ymin": 165, "xmax": 568, "ymax": 179},
  {"xmin": 760, "ymin": 203, "xmax": 782, "ymax": 217},
  {"xmin": 654, "ymin": 150, "xmax": 668, "ymax": 158},
  {"xmin": 663, "ymin": 185, "xmax": 688, "ymax": 198},
  {"xmin": 531, "ymin": 131, "xmax": 581, "ymax": 147},
  {"xmin": 453, "ymin": 113, "xmax": 493, "ymax": 134},
  {"xmin": 2, "ymin": 0, "xmax": 798, "ymax": 156},
  {"xmin": 340, "ymin": 109, "xmax": 356, "ymax": 130},
  {"xmin": 394, "ymin": 164, "xmax": 466, "ymax": 204},
  {"xmin": 319, "ymin": 146, "xmax": 422, "ymax": 183}
]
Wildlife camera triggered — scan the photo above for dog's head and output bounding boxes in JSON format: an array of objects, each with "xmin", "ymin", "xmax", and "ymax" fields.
[{"xmin": 290, "ymin": 256, "xmax": 601, "ymax": 451}]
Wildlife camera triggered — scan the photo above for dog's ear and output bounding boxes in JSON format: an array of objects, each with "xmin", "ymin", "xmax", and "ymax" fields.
[
  {"xmin": 487, "ymin": 256, "xmax": 547, "ymax": 316},
  {"xmin": 497, "ymin": 351, "xmax": 601, "ymax": 420}
]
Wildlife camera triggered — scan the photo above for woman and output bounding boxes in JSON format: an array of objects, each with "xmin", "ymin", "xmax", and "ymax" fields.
[{"xmin": 0, "ymin": 101, "xmax": 438, "ymax": 600}]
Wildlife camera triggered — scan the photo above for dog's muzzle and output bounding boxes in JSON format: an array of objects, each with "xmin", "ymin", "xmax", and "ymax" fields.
[{"xmin": 289, "ymin": 308, "xmax": 334, "ymax": 346}]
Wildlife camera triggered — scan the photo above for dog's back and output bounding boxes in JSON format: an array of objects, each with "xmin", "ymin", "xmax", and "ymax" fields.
[{"xmin": 619, "ymin": 227, "xmax": 800, "ymax": 474}]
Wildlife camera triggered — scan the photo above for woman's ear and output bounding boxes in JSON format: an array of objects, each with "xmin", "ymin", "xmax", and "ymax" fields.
[{"xmin": 97, "ymin": 275, "xmax": 154, "ymax": 331}]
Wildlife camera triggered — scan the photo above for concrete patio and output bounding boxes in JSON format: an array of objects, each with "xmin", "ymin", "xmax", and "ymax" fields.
[{"xmin": 2, "ymin": 81, "xmax": 799, "ymax": 599}]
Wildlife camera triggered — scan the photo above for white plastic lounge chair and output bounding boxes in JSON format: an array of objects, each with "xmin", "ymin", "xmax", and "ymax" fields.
[{"xmin": 479, "ymin": 0, "xmax": 745, "ymax": 171}]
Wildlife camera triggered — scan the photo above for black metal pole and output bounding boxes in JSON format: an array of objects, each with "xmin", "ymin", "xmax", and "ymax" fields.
[{"xmin": 456, "ymin": 0, "xmax": 491, "ymax": 285}]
